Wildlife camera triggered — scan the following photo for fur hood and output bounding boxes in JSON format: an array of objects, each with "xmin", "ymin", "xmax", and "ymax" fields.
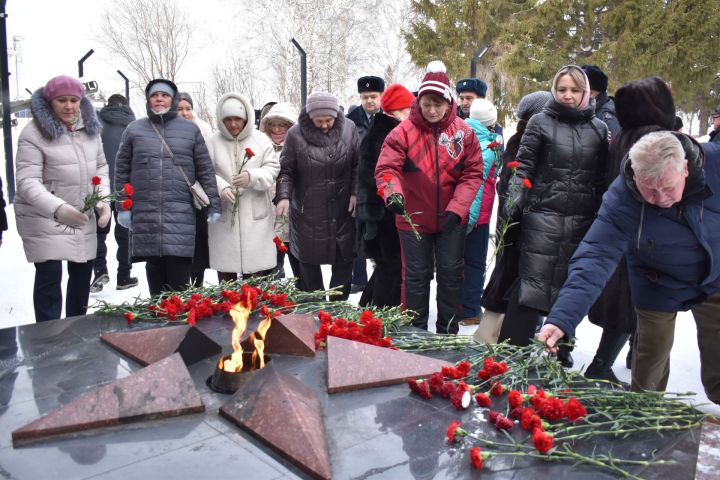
[{"xmin": 30, "ymin": 88, "xmax": 101, "ymax": 140}]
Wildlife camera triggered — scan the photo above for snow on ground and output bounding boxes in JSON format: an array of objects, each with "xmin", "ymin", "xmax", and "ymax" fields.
[{"xmin": 1, "ymin": 204, "xmax": 718, "ymax": 417}]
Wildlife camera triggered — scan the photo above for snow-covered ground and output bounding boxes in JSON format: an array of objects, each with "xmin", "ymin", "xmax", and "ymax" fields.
[{"xmin": 1, "ymin": 202, "xmax": 718, "ymax": 417}]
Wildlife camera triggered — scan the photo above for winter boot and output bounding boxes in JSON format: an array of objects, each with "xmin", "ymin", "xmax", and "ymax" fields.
[
  {"xmin": 625, "ymin": 334, "xmax": 634, "ymax": 369},
  {"xmin": 90, "ymin": 272, "xmax": 109, "ymax": 293},
  {"xmin": 584, "ymin": 358, "xmax": 629, "ymax": 388}
]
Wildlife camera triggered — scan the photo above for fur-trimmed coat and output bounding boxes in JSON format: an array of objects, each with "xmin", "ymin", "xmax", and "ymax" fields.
[
  {"xmin": 206, "ymin": 93, "xmax": 279, "ymax": 274},
  {"xmin": 276, "ymin": 110, "xmax": 358, "ymax": 265},
  {"xmin": 14, "ymin": 89, "xmax": 109, "ymax": 263}
]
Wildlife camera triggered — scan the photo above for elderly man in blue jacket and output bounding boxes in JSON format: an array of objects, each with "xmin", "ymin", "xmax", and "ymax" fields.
[{"xmin": 539, "ymin": 131, "xmax": 720, "ymax": 404}]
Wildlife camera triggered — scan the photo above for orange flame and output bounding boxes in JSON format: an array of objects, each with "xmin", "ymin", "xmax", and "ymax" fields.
[
  {"xmin": 252, "ymin": 313, "xmax": 273, "ymax": 368},
  {"xmin": 220, "ymin": 302, "xmax": 250, "ymax": 372}
]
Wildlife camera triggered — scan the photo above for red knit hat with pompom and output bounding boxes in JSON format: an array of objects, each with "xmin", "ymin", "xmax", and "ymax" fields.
[{"xmin": 417, "ymin": 61, "xmax": 452, "ymax": 103}]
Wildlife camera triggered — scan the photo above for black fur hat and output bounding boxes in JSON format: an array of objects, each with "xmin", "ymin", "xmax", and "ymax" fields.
[
  {"xmin": 357, "ymin": 76, "xmax": 385, "ymax": 93},
  {"xmin": 581, "ymin": 65, "xmax": 608, "ymax": 93}
]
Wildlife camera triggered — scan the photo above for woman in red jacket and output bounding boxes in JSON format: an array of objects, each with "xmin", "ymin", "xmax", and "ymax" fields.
[{"xmin": 375, "ymin": 61, "xmax": 484, "ymax": 334}]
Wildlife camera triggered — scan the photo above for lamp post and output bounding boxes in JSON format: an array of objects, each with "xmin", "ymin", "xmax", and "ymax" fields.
[
  {"xmin": 470, "ymin": 46, "xmax": 489, "ymax": 79},
  {"xmin": 117, "ymin": 70, "xmax": 129, "ymax": 101},
  {"xmin": 1, "ymin": 0, "xmax": 15, "ymax": 201},
  {"xmin": 290, "ymin": 38, "xmax": 307, "ymax": 108},
  {"xmin": 78, "ymin": 49, "xmax": 94, "ymax": 79}
]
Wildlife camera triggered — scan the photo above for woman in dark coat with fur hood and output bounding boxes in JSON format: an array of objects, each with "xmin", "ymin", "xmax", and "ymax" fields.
[
  {"xmin": 15, "ymin": 75, "xmax": 111, "ymax": 322},
  {"xmin": 499, "ymin": 65, "xmax": 608, "ymax": 353}
]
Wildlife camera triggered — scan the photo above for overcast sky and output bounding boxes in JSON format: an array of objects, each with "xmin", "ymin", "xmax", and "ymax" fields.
[{"xmin": 5, "ymin": 0, "xmax": 234, "ymax": 101}]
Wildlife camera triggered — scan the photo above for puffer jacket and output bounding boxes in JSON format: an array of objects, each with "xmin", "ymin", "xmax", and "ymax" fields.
[
  {"xmin": 513, "ymin": 98, "xmax": 608, "ymax": 312},
  {"xmin": 114, "ymin": 80, "xmax": 221, "ymax": 259},
  {"xmin": 547, "ymin": 136, "xmax": 720, "ymax": 338},
  {"xmin": 276, "ymin": 110, "xmax": 358, "ymax": 265},
  {"xmin": 206, "ymin": 93, "xmax": 279, "ymax": 274},
  {"xmin": 98, "ymin": 103, "xmax": 135, "ymax": 190},
  {"xmin": 467, "ymin": 118, "xmax": 501, "ymax": 227},
  {"xmin": 14, "ymin": 89, "xmax": 109, "ymax": 263},
  {"xmin": 375, "ymin": 98, "xmax": 484, "ymax": 233}
]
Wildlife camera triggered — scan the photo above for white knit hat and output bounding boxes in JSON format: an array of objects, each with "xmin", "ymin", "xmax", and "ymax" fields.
[
  {"xmin": 220, "ymin": 97, "xmax": 247, "ymax": 120},
  {"xmin": 469, "ymin": 98, "xmax": 497, "ymax": 127}
]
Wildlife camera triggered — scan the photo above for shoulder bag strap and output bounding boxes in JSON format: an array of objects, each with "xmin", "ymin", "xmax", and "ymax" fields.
[{"xmin": 147, "ymin": 119, "xmax": 193, "ymax": 187}]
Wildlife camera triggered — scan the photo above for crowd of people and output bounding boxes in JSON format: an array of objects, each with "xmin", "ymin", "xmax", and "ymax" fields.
[{"xmin": 2, "ymin": 60, "xmax": 720, "ymax": 405}]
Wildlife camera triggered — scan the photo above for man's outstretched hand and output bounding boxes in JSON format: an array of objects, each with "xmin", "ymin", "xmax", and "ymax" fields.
[{"xmin": 537, "ymin": 324, "xmax": 566, "ymax": 353}]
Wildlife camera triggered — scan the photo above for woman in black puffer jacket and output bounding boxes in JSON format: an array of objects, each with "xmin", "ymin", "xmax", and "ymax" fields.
[{"xmin": 498, "ymin": 65, "xmax": 609, "ymax": 352}]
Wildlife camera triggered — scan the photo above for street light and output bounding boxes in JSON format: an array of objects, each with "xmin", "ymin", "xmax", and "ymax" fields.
[
  {"xmin": 290, "ymin": 38, "xmax": 307, "ymax": 108},
  {"xmin": 470, "ymin": 46, "xmax": 489, "ymax": 79},
  {"xmin": 78, "ymin": 49, "xmax": 94, "ymax": 78}
]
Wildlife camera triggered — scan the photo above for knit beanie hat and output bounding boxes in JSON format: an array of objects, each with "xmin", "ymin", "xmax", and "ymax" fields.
[
  {"xmin": 469, "ymin": 98, "xmax": 497, "ymax": 127},
  {"xmin": 306, "ymin": 92, "xmax": 340, "ymax": 119},
  {"xmin": 43, "ymin": 75, "xmax": 84, "ymax": 102},
  {"xmin": 381, "ymin": 83, "xmax": 415, "ymax": 112},
  {"xmin": 147, "ymin": 80, "xmax": 175, "ymax": 98},
  {"xmin": 417, "ymin": 61, "xmax": 453, "ymax": 103},
  {"xmin": 581, "ymin": 65, "xmax": 609, "ymax": 93},
  {"xmin": 220, "ymin": 97, "xmax": 247, "ymax": 120},
  {"xmin": 456, "ymin": 78, "xmax": 488, "ymax": 97},
  {"xmin": 517, "ymin": 91, "xmax": 552, "ymax": 120},
  {"xmin": 551, "ymin": 65, "xmax": 590, "ymax": 110}
]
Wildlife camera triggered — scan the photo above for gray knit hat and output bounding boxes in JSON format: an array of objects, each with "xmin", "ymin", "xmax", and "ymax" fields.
[
  {"xmin": 517, "ymin": 91, "xmax": 552, "ymax": 121},
  {"xmin": 306, "ymin": 92, "xmax": 340, "ymax": 119}
]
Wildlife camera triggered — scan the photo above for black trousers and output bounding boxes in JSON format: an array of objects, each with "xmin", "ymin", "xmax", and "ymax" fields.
[
  {"xmin": 359, "ymin": 257, "xmax": 402, "ymax": 308},
  {"xmin": 33, "ymin": 260, "xmax": 94, "ymax": 322},
  {"xmin": 399, "ymin": 226, "xmax": 465, "ymax": 334},
  {"xmin": 298, "ymin": 253, "xmax": 353, "ymax": 302},
  {"xmin": 217, "ymin": 267, "xmax": 276, "ymax": 284},
  {"xmin": 145, "ymin": 256, "xmax": 192, "ymax": 296},
  {"xmin": 94, "ymin": 210, "xmax": 131, "ymax": 280},
  {"xmin": 498, "ymin": 281, "xmax": 542, "ymax": 345}
]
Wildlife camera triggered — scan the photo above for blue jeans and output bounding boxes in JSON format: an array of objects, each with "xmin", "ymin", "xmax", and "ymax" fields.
[{"xmin": 462, "ymin": 224, "xmax": 490, "ymax": 318}]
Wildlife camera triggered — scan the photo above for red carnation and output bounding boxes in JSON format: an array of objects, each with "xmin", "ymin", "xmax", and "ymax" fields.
[
  {"xmin": 91, "ymin": 176, "xmax": 101, "ymax": 186},
  {"xmin": 564, "ymin": 397, "xmax": 587, "ymax": 421},
  {"xmin": 490, "ymin": 382, "xmax": 505, "ymax": 397},
  {"xmin": 124, "ymin": 312, "xmax": 134, "ymax": 325},
  {"xmin": 446, "ymin": 420, "xmax": 463, "ymax": 443},
  {"xmin": 382, "ymin": 173, "xmax": 392, "ymax": 183},
  {"xmin": 506, "ymin": 160, "xmax": 520, "ymax": 168},
  {"xmin": 470, "ymin": 447, "xmax": 484, "ymax": 469},
  {"xmin": 508, "ymin": 390, "xmax": 523, "ymax": 408},
  {"xmin": 245, "ymin": 147, "xmax": 255, "ymax": 157},
  {"xmin": 123, "ymin": 183, "xmax": 134, "ymax": 196},
  {"xmin": 122, "ymin": 198, "xmax": 133, "ymax": 210},
  {"xmin": 538, "ymin": 397, "xmax": 565, "ymax": 421},
  {"xmin": 475, "ymin": 392, "xmax": 492, "ymax": 407},
  {"xmin": 522, "ymin": 178, "xmax": 533, "ymax": 189},
  {"xmin": 532, "ymin": 429, "xmax": 554, "ymax": 454},
  {"xmin": 455, "ymin": 360, "xmax": 471, "ymax": 378},
  {"xmin": 428, "ymin": 372, "xmax": 445, "ymax": 393},
  {"xmin": 376, "ymin": 186, "xmax": 385, "ymax": 197}
]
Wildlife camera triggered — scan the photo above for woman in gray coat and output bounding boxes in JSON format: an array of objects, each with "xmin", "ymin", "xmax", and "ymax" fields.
[
  {"xmin": 115, "ymin": 79, "xmax": 221, "ymax": 296},
  {"xmin": 15, "ymin": 75, "xmax": 111, "ymax": 322}
]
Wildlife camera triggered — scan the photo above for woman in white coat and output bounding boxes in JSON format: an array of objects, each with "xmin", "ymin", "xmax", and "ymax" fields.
[
  {"xmin": 15, "ymin": 75, "xmax": 111, "ymax": 322},
  {"xmin": 207, "ymin": 93, "xmax": 279, "ymax": 281}
]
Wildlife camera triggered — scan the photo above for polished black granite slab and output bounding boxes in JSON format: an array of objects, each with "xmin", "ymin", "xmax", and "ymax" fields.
[{"xmin": 0, "ymin": 314, "xmax": 703, "ymax": 479}]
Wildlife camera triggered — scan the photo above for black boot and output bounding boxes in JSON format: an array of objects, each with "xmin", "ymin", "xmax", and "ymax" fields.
[
  {"xmin": 625, "ymin": 334, "xmax": 634, "ymax": 369},
  {"xmin": 556, "ymin": 343, "xmax": 574, "ymax": 368},
  {"xmin": 584, "ymin": 358, "xmax": 629, "ymax": 387}
]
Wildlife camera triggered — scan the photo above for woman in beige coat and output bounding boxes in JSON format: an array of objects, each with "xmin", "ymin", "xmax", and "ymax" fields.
[
  {"xmin": 207, "ymin": 93, "xmax": 279, "ymax": 280},
  {"xmin": 15, "ymin": 75, "xmax": 110, "ymax": 322}
]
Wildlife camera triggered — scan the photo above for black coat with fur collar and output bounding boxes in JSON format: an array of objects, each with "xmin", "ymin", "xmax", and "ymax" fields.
[{"xmin": 355, "ymin": 113, "xmax": 401, "ymax": 260}]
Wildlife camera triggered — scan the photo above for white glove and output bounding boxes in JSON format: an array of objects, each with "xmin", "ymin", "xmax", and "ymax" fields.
[
  {"xmin": 117, "ymin": 210, "xmax": 132, "ymax": 229},
  {"xmin": 221, "ymin": 187, "xmax": 235, "ymax": 203},
  {"xmin": 208, "ymin": 212, "xmax": 222, "ymax": 223},
  {"xmin": 54, "ymin": 204, "xmax": 88, "ymax": 228},
  {"xmin": 96, "ymin": 202, "xmax": 111, "ymax": 228}
]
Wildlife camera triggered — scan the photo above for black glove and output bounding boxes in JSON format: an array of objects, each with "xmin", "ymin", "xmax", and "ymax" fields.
[
  {"xmin": 502, "ymin": 175, "xmax": 526, "ymax": 221},
  {"xmin": 386, "ymin": 193, "xmax": 405, "ymax": 215},
  {"xmin": 441, "ymin": 211, "xmax": 460, "ymax": 232}
]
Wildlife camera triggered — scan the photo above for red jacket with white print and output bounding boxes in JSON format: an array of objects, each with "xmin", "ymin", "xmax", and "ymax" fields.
[{"xmin": 374, "ymin": 99, "xmax": 484, "ymax": 233}]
